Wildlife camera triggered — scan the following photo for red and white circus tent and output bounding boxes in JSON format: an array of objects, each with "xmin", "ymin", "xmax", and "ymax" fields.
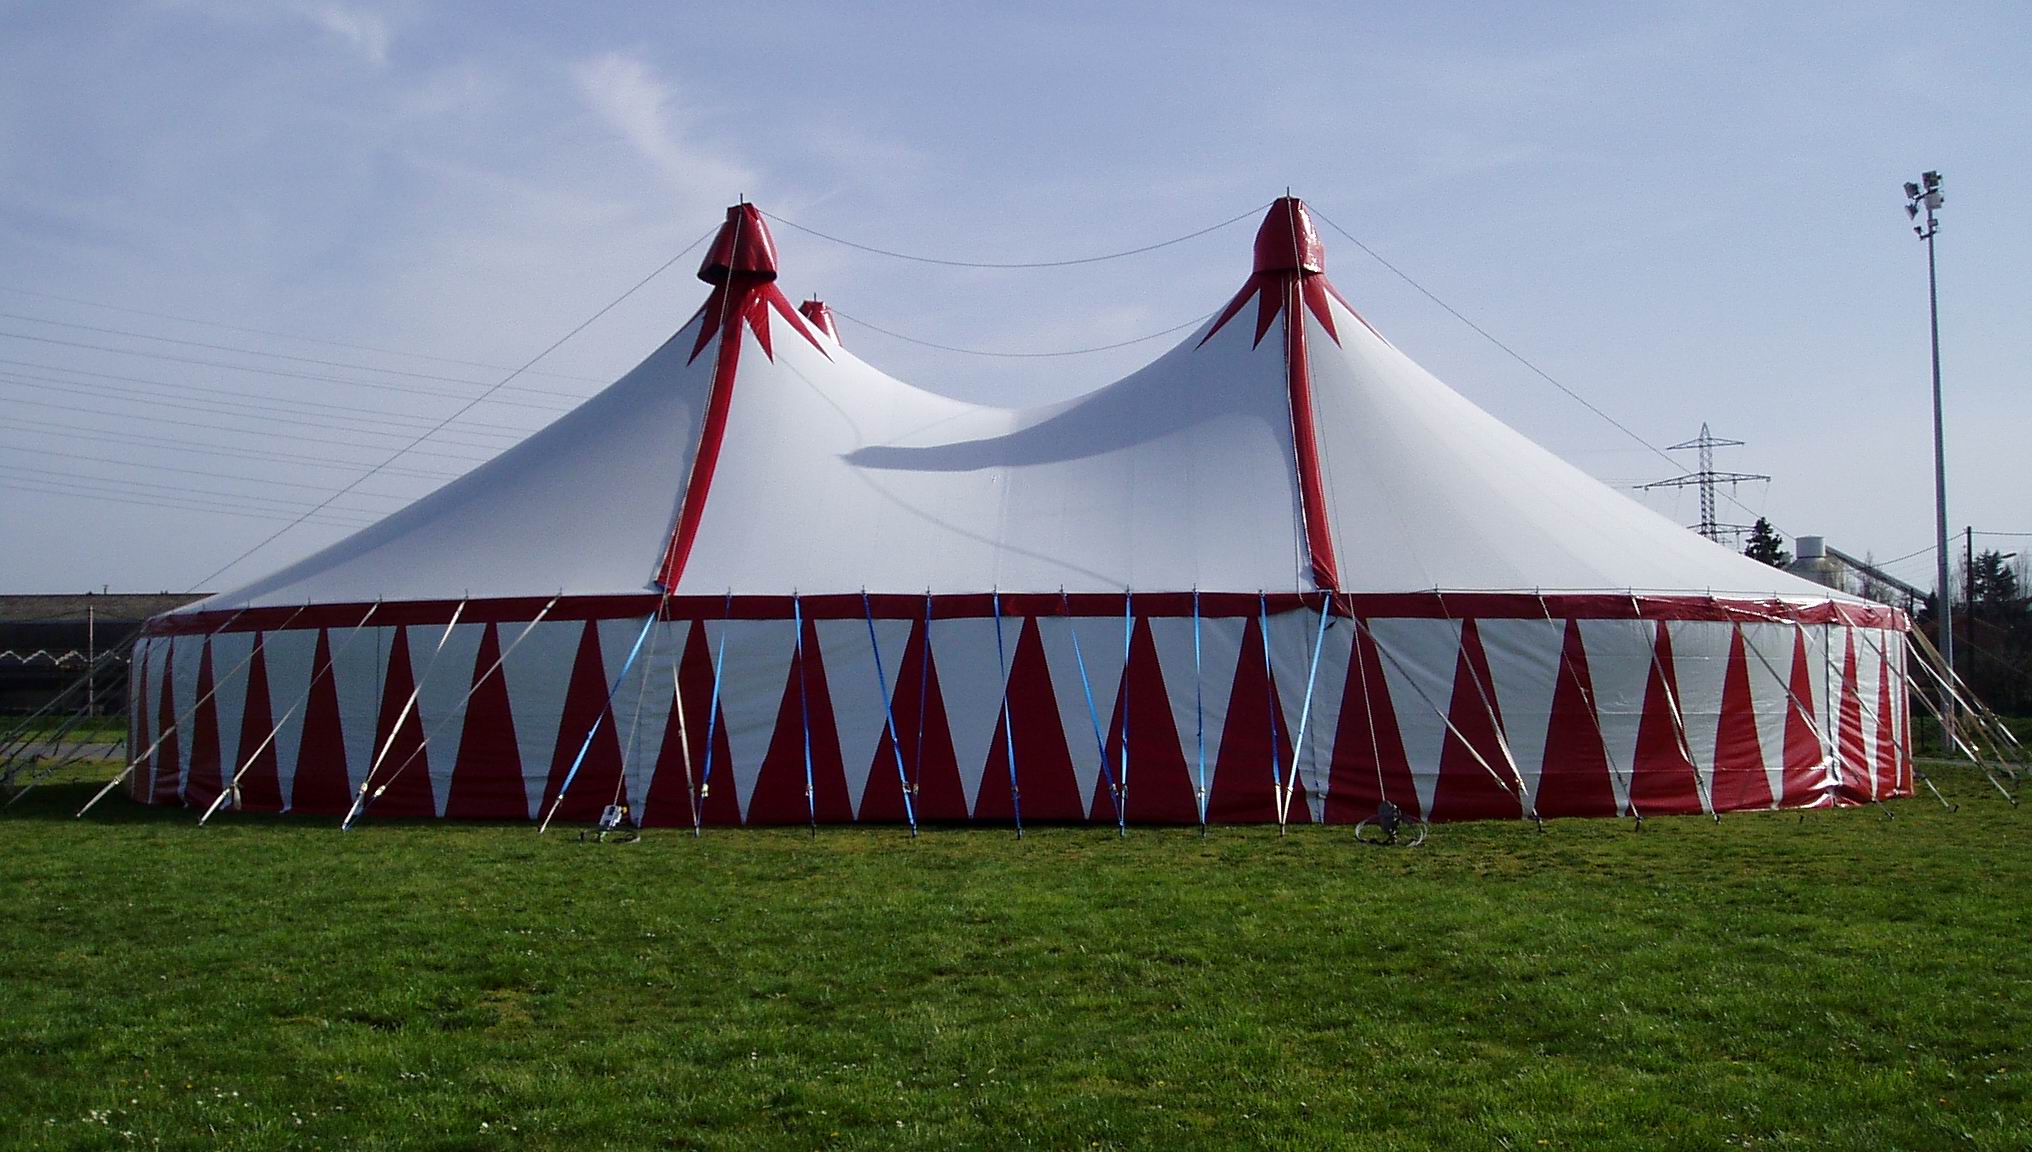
[{"xmin": 128, "ymin": 197, "xmax": 1912, "ymax": 829}]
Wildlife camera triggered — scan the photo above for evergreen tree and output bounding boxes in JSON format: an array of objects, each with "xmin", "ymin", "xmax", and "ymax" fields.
[{"xmin": 1743, "ymin": 517, "xmax": 1790, "ymax": 568}]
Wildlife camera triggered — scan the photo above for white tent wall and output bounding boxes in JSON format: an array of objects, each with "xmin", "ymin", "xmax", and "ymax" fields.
[
  {"xmin": 134, "ymin": 198, "xmax": 1913, "ymax": 826},
  {"xmin": 132, "ymin": 602, "xmax": 1912, "ymax": 825}
]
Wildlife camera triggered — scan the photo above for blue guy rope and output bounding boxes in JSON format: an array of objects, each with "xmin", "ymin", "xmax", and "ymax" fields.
[
  {"xmin": 794, "ymin": 595, "xmax": 817, "ymax": 838},
  {"xmin": 991, "ymin": 592, "xmax": 1023, "ymax": 838},
  {"xmin": 1285, "ymin": 597, "xmax": 1332, "ymax": 827},
  {"xmin": 539, "ymin": 611, "xmax": 657, "ymax": 834},
  {"xmin": 864, "ymin": 590, "xmax": 917, "ymax": 836},
  {"xmin": 1258, "ymin": 593, "xmax": 1286, "ymax": 835},
  {"xmin": 1194, "ymin": 590, "xmax": 1208, "ymax": 834},
  {"xmin": 1062, "ymin": 591, "xmax": 1122, "ymax": 831},
  {"xmin": 695, "ymin": 591, "xmax": 733, "ymax": 836}
]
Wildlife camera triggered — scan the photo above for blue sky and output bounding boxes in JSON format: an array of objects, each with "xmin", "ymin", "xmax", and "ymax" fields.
[{"xmin": 2, "ymin": 1, "xmax": 2026, "ymax": 595}]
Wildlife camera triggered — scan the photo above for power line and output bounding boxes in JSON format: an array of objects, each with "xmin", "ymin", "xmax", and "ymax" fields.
[
  {"xmin": 0, "ymin": 330, "xmax": 578, "ymax": 411},
  {"xmin": 0, "ymin": 475, "xmax": 374, "ymax": 528},
  {"xmin": 188, "ymin": 223, "xmax": 720, "ymax": 591},
  {"xmin": 0, "ymin": 466, "xmax": 384, "ymax": 527},
  {"xmin": 0, "ymin": 373, "xmax": 523, "ymax": 452},
  {"xmin": 0, "ymin": 357, "xmax": 544, "ymax": 436},
  {"xmin": 0, "ymin": 443, "xmax": 422, "ymax": 498},
  {"xmin": 762, "ymin": 203, "xmax": 1267, "ymax": 269},
  {"xmin": 0, "ymin": 309, "xmax": 607, "ymax": 397},
  {"xmin": 0, "ymin": 420, "xmax": 462, "ymax": 481},
  {"xmin": 0, "ymin": 283, "xmax": 607, "ymax": 384},
  {"xmin": 833, "ymin": 308, "xmax": 1215, "ymax": 358},
  {"xmin": 1, "ymin": 393, "xmax": 499, "ymax": 464}
]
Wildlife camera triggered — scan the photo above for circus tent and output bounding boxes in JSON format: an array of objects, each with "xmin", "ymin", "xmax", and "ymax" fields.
[{"xmin": 128, "ymin": 197, "xmax": 1912, "ymax": 829}]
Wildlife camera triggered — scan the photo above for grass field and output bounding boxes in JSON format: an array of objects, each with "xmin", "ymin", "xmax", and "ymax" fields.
[{"xmin": 3, "ymin": 762, "xmax": 2027, "ymax": 1151}]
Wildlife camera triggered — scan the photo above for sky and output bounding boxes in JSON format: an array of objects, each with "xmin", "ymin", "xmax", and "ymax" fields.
[{"xmin": 1, "ymin": 1, "xmax": 2026, "ymax": 597}]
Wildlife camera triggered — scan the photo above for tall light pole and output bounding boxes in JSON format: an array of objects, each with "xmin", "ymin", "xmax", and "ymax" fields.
[{"xmin": 1905, "ymin": 170, "xmax": 1950, "ymax": 740}]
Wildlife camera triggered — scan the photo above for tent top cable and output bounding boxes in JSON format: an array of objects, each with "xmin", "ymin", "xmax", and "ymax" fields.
[
  {"xmin": 1309, "ymin": 206, "xmax": 1788, "ymax": 542},
  {"xmin": 831, "ymin": 308, "xmax": 1214, "ymax": 359},
  {"xmin": 761, "ymin": 203, "xmax": 1267, "ymax": 269}
]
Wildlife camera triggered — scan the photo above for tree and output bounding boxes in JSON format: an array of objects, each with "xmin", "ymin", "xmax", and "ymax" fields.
[
  {"xmin": 1743, "ymin": 517, "xmax": 1790, "ymax": 568},
  {"xmin": 1970, "ymin": 549, "xmax": 2022, "ymax": 614}
]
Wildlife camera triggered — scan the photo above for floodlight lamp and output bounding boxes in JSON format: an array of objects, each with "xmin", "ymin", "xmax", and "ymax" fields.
[
  {"xmin": 1925, "ymin": 191, "xmax": 1944, "ymax": 210},
  {"xmin": 1905, "ymin": 181, "xmax": 1922, "ymax": 199},
  {"xmin": 1923, "ymin": 170, "xmax": 1941, "ymax": 190},
  {"xmin": 1906, "ymin": 203, "xmax": 1920, "ymax": 219}
]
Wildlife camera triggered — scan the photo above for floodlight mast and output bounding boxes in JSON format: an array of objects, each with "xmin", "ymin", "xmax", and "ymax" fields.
[{"xmin": 1905, "ymin": 170, "xmax": 1952, "ymax": 744}]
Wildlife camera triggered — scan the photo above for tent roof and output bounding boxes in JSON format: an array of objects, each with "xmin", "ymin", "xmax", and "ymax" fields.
[{"xmin": 192, "ymin": 198, "xmax": 1850, "ymax": 611}]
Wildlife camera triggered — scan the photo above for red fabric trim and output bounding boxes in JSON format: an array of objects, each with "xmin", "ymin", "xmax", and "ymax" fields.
[
  {"xmin": 234, "ymin": 635, "xmax": 283, "ymax": 813},
  {"xmin": 148, "ymin": 591, "xmax": 1908, "ymax": 635},
  {"xmin": 1874, "ymin": 643, "xmax": 1898, "ymax": 803},
  {"xmin": 289, "ymin": 629, "xmax": 352, "ymax": 815},
  {"xmin": 182, "ymin": 639, "xmax": 224, "ymax": 812},
  {"xmin": 975, "ymin": 618, "xmax": 1083, "ymax": 821},
  {"xmin": 1102, "ymin": 617, "xmax": 1196, "ymax": 823},
  {"xmin": 1536, "ymin": 619, "xmax": 1617, "ymax": 818},
  {"xmin": 641, "ymin": 622, "xmax": 727, "ymax": 827},
  {"xmin": 149, "ymin": 644, "xmax": 181, "ymax": 805},
  {"xmin": 444, "ymin": 623, "xmax": 526, "ymax": 821},
  {"xmin": 1430, "ymin": 619, "xmax": 1519, "ymax": 821},
  {"xmin": 1779, "ymin": 628, "xmax": 1830, "ymax": 808},
  {"xmin": 1629, "ymin": 624, "xmax": 1703, "ymax": 816},
  {"xmin": 745, "ymin": 616, "xmax": 851, "ymax": 825},
  {"xmin": 538, "ymin": 621, "xmax": 628, "ymax": 825},
  {"xmin": 1834, "ymin": 631, "xmax": 1869, "ymax": 805},
  {"xmin": 1710, "ymin": 626, "xmax": 1774, "ymax": 812},
  {"xmin": 1323, "ymin": 621, "xmax": 1417, "ymax": 821},
  {"xmin": 1207, "ymin": 613, "xmax": 1291, "ymax": 823},
  {"xmin": 366, "ymin": 625, "xmax": 435, "ymax": 818},
  {"xmin": 1284, "ymin": 278, "xmax": 1341, "ymax": 589},
  {"xmin": 127, "ymin": 643, "xmax": 149, "ymax": 802}
]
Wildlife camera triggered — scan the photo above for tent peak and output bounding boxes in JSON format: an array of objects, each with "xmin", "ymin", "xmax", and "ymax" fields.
[
  {"xmin": 1252, "ymin": 196, "xmax": 1323, "ymax": 277},
  {"xmin": 798, "ymin": 298, "xmax": 840, "ymax": 343},
  {"xmin": 699, "ymin": 202, "xmax": 779, "ymax": 284}
]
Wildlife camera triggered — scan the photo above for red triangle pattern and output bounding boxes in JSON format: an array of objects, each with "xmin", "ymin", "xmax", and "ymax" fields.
[
  {"xmin": 444, "ymin": 623, "xmax": 527, "ymax": 821},
  {"xmin": 366, "ymin": 625, "xmax": 435, "ymax": 818},
  {"xmin": 1536, "ymin": 619, "xmax": 1618, "ymax": 819},
  {"xmin": 1875, "ymin": 644, "xmax": 1900, "ymax": 800},
  {"xmin": 148, "ymin": 647, "xmax": 181, "ymax": 805},
  {"xmin": 1709, "ymin": 626, "xmax": 1774, "ymax": 812},
  {"xmin": 1208, "ymin": 614, "xmax": 1294, "ymax": 824},
  {"xmin": 182, "ymin": 640, "xmax": 224, "ymax": 812},
  {"xmin": 1834, "ymin": 631, "xmax": 1870, "ymax": 806},
  {"xmin": 745, "ymin": 617, "xmax": 851, "ymax": 825},
  {"xmin": 1324, "ymin": 622, "xmax": 1418, "ymax": 822},
  {"xmin": 1779, "ymin": 628, "xmax": 1828, "ymax": 808},
  {"xmin": 538, "ymin": 621, "xmax": 628, "ymax": 825},
  {"xmin": 1430, "ymin": 619, "xmax": 1520, "ymax": 821},
  {"xmin": 862, "ymin": 617, "xmax": 966, "ymax": 822},
  {"xmin": 1628, "ymin": 624, "xmax": 1703, "ymax": 816},
  {"xmin": 1100, "ymin": 618, "xmax": 1196, "ymax": 824},
  {"xmin": 288, "ymin": 629, "xmax": 353, "ymax": 815},
  {"xmin": 643, "ymin": 624, "xmax": 727, "ymax": 827},
  {"xmin": 976, "ymin": 619, "xmax": 1084, "ymax": 822},
  {"xmin": 127, "ymin": 645, "xmax": 151, "ymax": 803},
  {"xmin": 234, "ymin": 635, "xmax": 283, "ymax": 812}
]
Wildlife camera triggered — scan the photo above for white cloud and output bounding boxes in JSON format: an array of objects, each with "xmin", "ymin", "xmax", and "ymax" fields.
[
  {"xmin": 303, "ymin": 3, "xmax": 391, "ymax": 66},
  {"xmin": 571, "ymin": 51, "xmax": 753, "ymax": 203}
]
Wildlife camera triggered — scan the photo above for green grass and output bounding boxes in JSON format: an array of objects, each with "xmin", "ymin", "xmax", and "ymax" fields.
[{"xmin": 3, "ymin": 763, "xmax": 2027, "ymax": 1151}]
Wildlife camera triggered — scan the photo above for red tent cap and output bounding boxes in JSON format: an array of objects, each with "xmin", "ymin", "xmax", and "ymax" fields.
[
  {"xmin": 1252, "ymin": 196, "xmax": 1324, "ymax": 276},
  {"xmin": 798, "ymin": 298, "xmax": 840, "ymax": 342},
  {"xmin": 698, "ymin": 202, "xmax": 779, "ymax": 284}
]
